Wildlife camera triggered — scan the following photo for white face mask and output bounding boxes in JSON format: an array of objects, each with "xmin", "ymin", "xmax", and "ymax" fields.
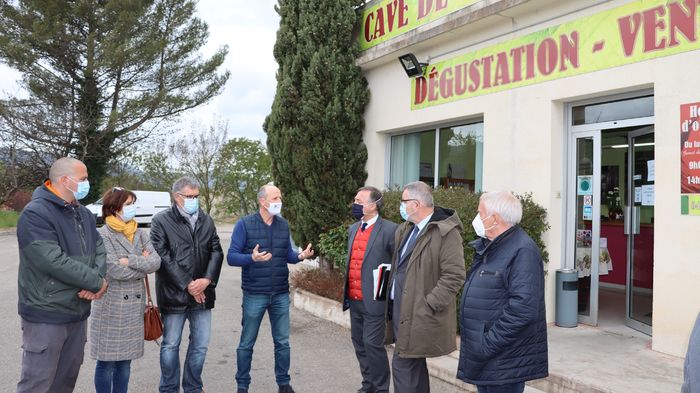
[
  {"xmin": 267, "ymin": 202, "xmax": 282, "ymax": 216},
  {"xmin": 472, "ymin": 213, "xmax": 494, "ymax": 238}
]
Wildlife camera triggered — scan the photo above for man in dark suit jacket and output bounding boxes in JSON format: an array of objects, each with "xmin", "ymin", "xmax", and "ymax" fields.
[{"xmin": 343, "ymin": 186, "xmax": 398, "ymax": 393}]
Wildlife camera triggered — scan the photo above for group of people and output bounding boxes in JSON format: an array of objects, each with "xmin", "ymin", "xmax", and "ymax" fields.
[
  {"xmin": 343, "ymin": 182, "xmax": 548, "ymax": 393},
  {"xmin": 15, "ymin": 156, "xmax": 548, "ymax": 393}
]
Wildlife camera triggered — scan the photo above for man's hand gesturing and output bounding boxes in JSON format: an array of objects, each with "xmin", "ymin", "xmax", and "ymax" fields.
[{"xmin": 252, "ymin": 244, "xmax": 272, "ymax": 262}]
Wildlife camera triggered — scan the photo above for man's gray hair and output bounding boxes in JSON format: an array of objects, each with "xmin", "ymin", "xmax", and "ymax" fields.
[
  {"xmin": 403, "ymin": 181, "xmax": 434, "ymax": 207},
  {"xmin": 480, "ymin": 191, "xmax": 522, "ymax": 226},
  {"xmin": 257, "ymin": 183, "xmax": 275, "ymax": 200},
  {"xmin": 172, "ymin": 176, "xmax": 200, "ymax": 194},
  {"xmin": 48, "ymin": 157, "xmax": 84, "ymax": 183}
]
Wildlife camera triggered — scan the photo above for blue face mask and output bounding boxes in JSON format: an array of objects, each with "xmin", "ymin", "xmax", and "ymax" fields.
[
  {"xmin": 399, "ymin": 202, "xmax": 410, "ymax": 221},
  {"xmin": 68, "ymin": 177, "xmax": 90, "ymax": 200},
  {"xmin": 351, "ymin": 203, "xmax": 364, "ymax": 220},
  {"xmin": 183, "ymin": 197, "xmax": 199, "ymax": 215},
  {"xmin": 120, "ymin": 204, "xmax": 137, "ymax": 222}
]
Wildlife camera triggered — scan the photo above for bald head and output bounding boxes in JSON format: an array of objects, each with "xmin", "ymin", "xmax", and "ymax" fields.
[
  {"xmin": 47, "ymin": 157, "xmax": 88, "ymax": 203},
  {"xmin": 49, "ymin": 157, "xmax": 86, "ymax": 184}
]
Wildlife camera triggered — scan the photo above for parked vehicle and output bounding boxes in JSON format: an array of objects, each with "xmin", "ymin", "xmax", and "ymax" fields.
[{"xmin": 86, "ymin": 190, "xmax": 171, "ymax": 226}]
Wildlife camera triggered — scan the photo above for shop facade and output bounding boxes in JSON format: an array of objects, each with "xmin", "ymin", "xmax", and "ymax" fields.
[{"xmin": 357, "ymin": 0, "xmax": 700, "ymax": 357}]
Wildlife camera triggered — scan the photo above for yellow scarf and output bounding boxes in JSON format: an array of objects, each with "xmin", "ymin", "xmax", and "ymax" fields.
[{"xmin": 105, "ymin": 215, "xmax": 138, "ymax": 243}]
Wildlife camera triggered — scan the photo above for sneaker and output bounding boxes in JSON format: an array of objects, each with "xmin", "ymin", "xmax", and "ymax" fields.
[{"xmin": 278, "ymin": 385, "xmax": 296, "ymax": 393}]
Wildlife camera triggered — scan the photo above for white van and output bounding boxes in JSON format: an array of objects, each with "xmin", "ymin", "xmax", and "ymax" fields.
[{"xmin": 86, "ymin": 190, "xmax": 172, "ymax": 226}]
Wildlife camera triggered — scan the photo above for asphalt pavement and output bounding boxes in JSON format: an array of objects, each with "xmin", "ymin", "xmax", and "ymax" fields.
[{"xmin": 0, "ymin": 227, "xmax": 463, "ymax": 393}]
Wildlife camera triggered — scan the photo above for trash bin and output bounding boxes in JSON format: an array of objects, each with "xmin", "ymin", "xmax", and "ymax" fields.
[{"xmin": 555, "ymin": 268, "xmax": 578, "ymax": 327}]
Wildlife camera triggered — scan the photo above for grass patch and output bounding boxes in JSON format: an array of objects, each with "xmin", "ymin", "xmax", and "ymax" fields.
[
  {"xmin": 0, "ymin": 210, "xmax": 19, "ymax": 228},
  {"xmin": 290, "ymin": 267, "xmax": 345, "ymax": 303}
]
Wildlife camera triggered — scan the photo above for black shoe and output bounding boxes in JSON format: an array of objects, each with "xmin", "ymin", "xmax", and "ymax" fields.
[
  {"xmin": 237, "ymin": 389, "xmax": 248, "ymax": 393},
  {"xmin": 278, "ymin": 385, "xmax": 296, "ymax": 393}
]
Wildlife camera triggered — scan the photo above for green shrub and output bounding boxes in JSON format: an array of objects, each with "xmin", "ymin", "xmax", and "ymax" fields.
[
  {"xmin": 318, "ymin": 188, "xmax": 550, "ymax": 275},
  {"xmin": 317, "ymin": 222, "xmax": 351, "ymax": 272},
  {"xmin": 0, "ymin": 210, "xmax": 19, "ymax": 228}
]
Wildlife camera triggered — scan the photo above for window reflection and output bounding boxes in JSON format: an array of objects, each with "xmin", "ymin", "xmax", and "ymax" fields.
[
  {"xmin": 572, "ymin": 96, "xmax": 653, "ymax": 125},
  {"xmin": 389, "ymin": 122, "xmax": 483, "ymax": 191}
]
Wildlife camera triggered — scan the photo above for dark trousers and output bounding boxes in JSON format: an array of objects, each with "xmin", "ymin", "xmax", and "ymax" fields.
[
  {"xmin": 391, "ymin": 352, "xmax": 430, "ymax": 393},
  {"xmin": 477, "ymin": 382, "xmax": 525, "ymax": 393},
  {"xmin": 349, "ymin": 300, "xmax": 390, "ymax": 393},
  {"xmin": 17, "ymin": 318, "xmax": 88, "ymax": 393}
]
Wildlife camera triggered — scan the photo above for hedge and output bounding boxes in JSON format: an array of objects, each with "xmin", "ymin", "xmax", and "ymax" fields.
[{"xmin": 318, "ymin": 188, "xmax": 550, "ymax": 276}]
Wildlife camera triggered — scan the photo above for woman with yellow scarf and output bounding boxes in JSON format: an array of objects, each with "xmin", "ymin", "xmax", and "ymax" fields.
[{"xmin": 90, "ymin": 187, "xmax": 161, "ymax": 393}]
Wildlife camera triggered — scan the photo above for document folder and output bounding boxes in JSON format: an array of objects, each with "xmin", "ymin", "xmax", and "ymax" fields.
[{"xmin": 373, "ymin": 263, "xmax": 392, "ymax": 301}]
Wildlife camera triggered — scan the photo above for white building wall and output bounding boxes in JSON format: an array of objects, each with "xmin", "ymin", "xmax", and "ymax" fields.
[{"xmin": 361, "ymin": 0, "xmax": 700, "ymax": 357}]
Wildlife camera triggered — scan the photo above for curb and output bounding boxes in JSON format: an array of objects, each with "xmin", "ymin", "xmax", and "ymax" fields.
[{"xmin": 290, "ymin": 288, "xmax": 350, "ymax": 329}]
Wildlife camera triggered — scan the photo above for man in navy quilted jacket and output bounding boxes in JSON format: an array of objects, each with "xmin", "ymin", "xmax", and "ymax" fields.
[
  {"xmin": 227, "ymin": 184, "xmax": 314, "ymax": 393},
  {"xmin": 457, "ymin": 191, "xmax": 548, "ymax": 393}
]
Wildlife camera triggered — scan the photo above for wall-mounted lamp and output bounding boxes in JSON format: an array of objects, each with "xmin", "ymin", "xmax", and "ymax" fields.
[{"xmin": 398, "ymin": 53, "xmax": 428, "ymax": 78}]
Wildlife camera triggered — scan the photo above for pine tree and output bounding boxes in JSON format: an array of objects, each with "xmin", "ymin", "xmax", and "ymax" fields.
[
  {"xmin": 264, "ymin": 0, "xmax": 369, "ymax": 248},
  {"xmin": 0, "ymin": 0, "xmax": 229, "ymax": 201}
]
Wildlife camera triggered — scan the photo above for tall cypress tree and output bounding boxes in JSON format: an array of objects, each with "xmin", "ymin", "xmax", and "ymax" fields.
[{"xmin": 265, "ymin": 0, "xmax": 369, "ymax": 248}]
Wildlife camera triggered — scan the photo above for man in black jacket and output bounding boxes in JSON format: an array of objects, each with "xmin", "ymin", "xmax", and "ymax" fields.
[
  {"xmin": 457, "ymin": 191, "xmax": 548, "ymax": 393},
  {"xmin": 151, "ymin": 176, "xmax": 224, "ymax": 393}
]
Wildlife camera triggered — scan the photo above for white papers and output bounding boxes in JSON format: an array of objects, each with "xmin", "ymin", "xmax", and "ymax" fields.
[
  {"xmin": 635, "ymin": 187, "xmax": 642, "ymax": 203},
  {"xmin": 647, "ymin": 160, "xmax": 655, "ymax": 181},
  {"xmin": 642, "ymin": 185, "xmax": 655, "ymax": 206}
]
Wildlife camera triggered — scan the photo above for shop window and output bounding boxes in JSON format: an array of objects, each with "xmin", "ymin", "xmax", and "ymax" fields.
[
  {"xmin": 389, "ymin": 122, "xmax": 483, "ymax": 191},
  {"xmin": 572, "ymin": 95, "xmax": 653, "ymax": 125},
  {"xmin": 390, "ymin": 130, "xmax": 435, "ymax": 188}
]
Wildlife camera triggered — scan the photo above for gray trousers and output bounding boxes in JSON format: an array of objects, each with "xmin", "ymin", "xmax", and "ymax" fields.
[
  {"xmin": 391, "ymin": 353, "xmax": 430, "ymax": 393},
  {"xmin": 349, "ymin": 300, "xmax": 390, "ymax": 393},
  {"xmin": 17, "ymin": 319, "xmax": 87, "ymax": 393}
]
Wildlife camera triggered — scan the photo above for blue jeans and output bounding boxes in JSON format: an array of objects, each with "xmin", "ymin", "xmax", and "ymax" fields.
[
  {"xmin": 95, "ymin": 360, "xmax": 131, "ymax": 393},
  {"xmin": 477, "ymin": 382, "xmax": 525, "ymax": 393},
  {"xmin": 159, "ymin": 309, "xmax": 212, "ymax": 393},
  {"xmin": 236, "ymin": 292, "xmax": 291, "ymax": 390}
]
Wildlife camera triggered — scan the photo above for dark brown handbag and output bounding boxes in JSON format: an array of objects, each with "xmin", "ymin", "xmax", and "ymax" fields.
[{"xmin": 144, "ymin": 275, "xmax": 163, "ymax": 341}]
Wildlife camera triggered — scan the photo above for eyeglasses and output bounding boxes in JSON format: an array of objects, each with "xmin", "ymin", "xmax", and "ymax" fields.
[{"xmin": 400, "ymin": 198, "xmax": 418, "ymax": 203}]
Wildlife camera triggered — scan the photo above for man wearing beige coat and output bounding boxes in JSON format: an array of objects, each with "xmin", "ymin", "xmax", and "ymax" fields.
[{"xmin": 386, "ymin": 181, "xmax": 466, "ymax": 393}]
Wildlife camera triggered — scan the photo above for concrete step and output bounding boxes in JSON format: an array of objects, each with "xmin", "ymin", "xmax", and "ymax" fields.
[{"xmin": 426, "ymin": 353, "xmax": 546, "ymax": 393}]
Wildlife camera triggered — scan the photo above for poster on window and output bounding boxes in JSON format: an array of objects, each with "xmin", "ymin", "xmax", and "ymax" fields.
[{"xmin": 681, "ymin": 102, "xmax": 700, "ymax": 215}]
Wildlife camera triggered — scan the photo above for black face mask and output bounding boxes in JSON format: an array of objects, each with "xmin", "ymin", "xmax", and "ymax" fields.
[{"xmin": 351, "ymin": 203, "xmax": 364, "ymax": 220}]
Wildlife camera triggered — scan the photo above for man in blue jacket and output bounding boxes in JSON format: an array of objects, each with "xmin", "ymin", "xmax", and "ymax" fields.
[
  {"xmin": 457, "ymin": 191, "xmax": 548, "ymax": 393},
  {"xmin": 16, "ymin": 157, "xmax": 108, "ymax": 393},
  {"xmin": 227, "ymin": 184, "xmax": 314, "ymax": 393}
]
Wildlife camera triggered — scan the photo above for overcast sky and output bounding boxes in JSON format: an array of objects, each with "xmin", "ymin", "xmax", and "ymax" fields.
[{"xmin": 0, "ymin": 0, "xmax": 280, "ymax": 142}]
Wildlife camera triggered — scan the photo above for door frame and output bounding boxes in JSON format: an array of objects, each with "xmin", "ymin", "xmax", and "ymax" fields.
[
  {"xmin": 566, "ymin": 130, "xmax": 602, "ymax": 326},
  {"xmin": 624, "ymin": 127, "xmax": 655, "ymax": 335},
  {"xmin": 565, "ymin": 91, "xmax": 655, "ymax": 327}
]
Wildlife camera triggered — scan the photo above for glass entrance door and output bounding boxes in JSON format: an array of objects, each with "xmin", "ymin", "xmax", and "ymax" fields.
[
  {"xmin": 625, "ymin": 129, "xmax": 655, "ymax": 334},
  {"xmin": 569, "ymin": 132, "xmax": 601, "ymax": 326}
]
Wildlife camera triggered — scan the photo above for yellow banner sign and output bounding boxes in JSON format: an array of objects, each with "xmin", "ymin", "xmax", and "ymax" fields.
[
  {"xmin": 412, "ymin": 0, "xmax": 700, "ymax": 110},
  {"xmin": 359, "ymin": 0, "xmax": 480, "ymax": 51}
]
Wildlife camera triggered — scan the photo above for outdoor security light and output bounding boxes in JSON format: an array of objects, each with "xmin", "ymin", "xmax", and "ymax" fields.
[{"xmin": 399, "ymin": 53, "xmax": 428, "ymax": 78}]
